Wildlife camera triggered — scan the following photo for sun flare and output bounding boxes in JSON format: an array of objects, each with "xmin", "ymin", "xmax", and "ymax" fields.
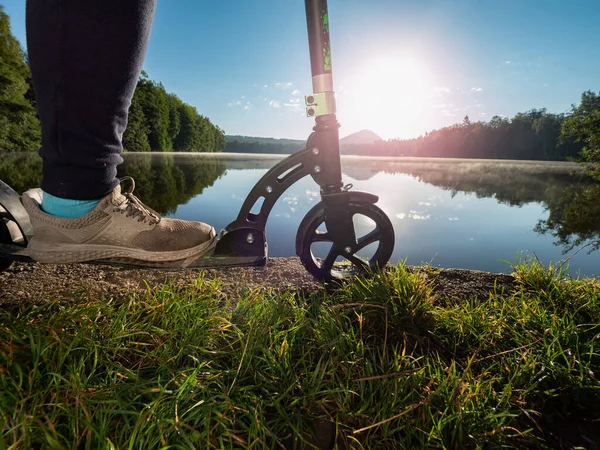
[{"xmin": 341, "ymin": 55, "xmax": 432, "ymax": 140}]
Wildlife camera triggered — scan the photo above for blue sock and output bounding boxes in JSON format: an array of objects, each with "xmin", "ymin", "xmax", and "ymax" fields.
[{"xmin": 41, "ymin": 191, "xmax": 101, "ymax": 219}]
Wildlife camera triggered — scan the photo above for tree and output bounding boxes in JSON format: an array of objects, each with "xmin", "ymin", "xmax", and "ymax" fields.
[
  {"xmin": 135, "ymin": 73, "xmax": 170, "ymax": 151},
  {"xmin": 120, "ymin": 73, "xmax": 226, "ymax": 153},
  {"xmin": 561, "ymin": 91, "xmax": 600, "ymax": 180},
  {"xmin": 122, "ymin": 92, "xmax": 151, "ymax": 152},
  {"xmin": 167, "ymin": 94, "xmax": 182, "ymax": 148},
  {"xmin": 174, "ymin": 104, "xmax": 201, "ymax": 151},
  {"xmin": 0, "ymin": 7, "xmax": 41, "ymax": 152}
]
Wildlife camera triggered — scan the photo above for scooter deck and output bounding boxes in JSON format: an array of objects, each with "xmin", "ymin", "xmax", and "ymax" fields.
[
  {"xmin": 0, "ymin": 239, "xmax": 267, "ymax": 270},
  {"xmin": 0, "ymin": 181, "xmax": 267, "ymax": 270}
]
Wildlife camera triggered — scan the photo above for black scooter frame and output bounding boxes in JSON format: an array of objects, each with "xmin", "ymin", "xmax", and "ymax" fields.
[
  {"xmin": 212, "ymin": 0, "xmax": 378, "ymax": 266},
  {"xmin": 0, "ymin": 0, "xmax": 381, "ymax": 269}
]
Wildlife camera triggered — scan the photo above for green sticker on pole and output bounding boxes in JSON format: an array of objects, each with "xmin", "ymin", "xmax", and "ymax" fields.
[{"xmin": 322, "ymin": 13, "xmax": 331, "ymax": 72}]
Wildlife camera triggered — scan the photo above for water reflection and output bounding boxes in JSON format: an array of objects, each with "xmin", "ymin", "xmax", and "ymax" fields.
[
  {"xmin": 0, "ymin": 152, "xmax": 226, "ymax": 215},
  {"xmin": 2, "ymin": 152, "xmax": 599, "ymax": 272},
  {"xmin": 118, "ymin": 154, "xmax": 226, "ymax": 215},
  {"xmin": 535, "ymin": 183, "xmax": 600, "ymax": 254},
  {"xmin": 341, "ymin": 157, "xmax": 584, "ymax": 207}
]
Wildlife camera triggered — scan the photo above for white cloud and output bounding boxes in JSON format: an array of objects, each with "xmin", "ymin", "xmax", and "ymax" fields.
[
  {"xmin": 505, "ymin": 60, "xmax": 511, "ymax": 64},
  {"xmin": 228, "ymin": 97, "xmax": 252, "ymax": 109},
  {"xmin": 470, "ymin": 87, "xmax": 483, "ymax": 92},
  {"xmin": 275, "ymin": 82, "xmax": 293, "ymax": 89},
  {"xmin": 292, "ymin": 89, "xmax": 301, "ymax": 96},
  {"xmin": 269, "ymin": 100, "xmax": 281, "ymax": 108},
  {"xmin": 433, "ymin": 86, "xmax": 451, "ymax": 94}
]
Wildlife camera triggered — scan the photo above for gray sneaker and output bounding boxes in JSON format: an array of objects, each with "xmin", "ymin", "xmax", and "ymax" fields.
[{"xmin": 20, "ymin": 177, "xmax": 216, "ymax": 267}]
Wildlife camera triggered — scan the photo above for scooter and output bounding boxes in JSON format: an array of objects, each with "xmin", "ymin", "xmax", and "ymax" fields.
[{"xmin": 0, "ymin": 0, "xmax": 395, "ymax": 281}]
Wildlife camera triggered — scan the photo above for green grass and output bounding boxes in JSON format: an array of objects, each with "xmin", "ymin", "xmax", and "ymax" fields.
[{"xmin": 0, "ymin": 261, "xmax": 599, "ymax": 449}]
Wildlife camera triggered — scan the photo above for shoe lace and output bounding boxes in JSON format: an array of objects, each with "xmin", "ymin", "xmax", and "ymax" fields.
[{"xmin": 114, "ymin": 177, "xmax": 161, "ymax": 225}]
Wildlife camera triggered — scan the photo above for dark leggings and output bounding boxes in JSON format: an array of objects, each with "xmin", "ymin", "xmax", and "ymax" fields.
[{"xmin": 26, "ymin": 0, "xmax": 157, "ymax": 200}]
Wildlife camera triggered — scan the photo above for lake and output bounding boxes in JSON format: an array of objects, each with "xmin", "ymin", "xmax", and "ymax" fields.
[{"xmin": 2, "ymin": 152, "xmax": 600, "ymax": 277}]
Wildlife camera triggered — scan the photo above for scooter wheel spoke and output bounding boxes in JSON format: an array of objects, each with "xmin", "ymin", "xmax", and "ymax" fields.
[
  {"xmin": 356, "ymin": 227, "xmax": 383, "ymax": 251},
  {"xmin": 312, "ymin": 230, "xmax": 333, "ymax": 242},
  {"xmin": 321, "ymin": 245, "xmax": 340, "ymax": 273},
  {"xmin": 344, "ymin": 253, "xmax": 370, "ymax": 273}
]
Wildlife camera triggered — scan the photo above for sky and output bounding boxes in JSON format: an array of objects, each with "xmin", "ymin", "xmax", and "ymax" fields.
[{"xmin": 3, "ymin": 0, "xmax": 600, "ymax": 140}]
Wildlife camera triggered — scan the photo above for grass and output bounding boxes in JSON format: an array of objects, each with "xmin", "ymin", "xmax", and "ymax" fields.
[{"xmin": 0, "ymin": 260, "xmax": 599, "ymax": 449}]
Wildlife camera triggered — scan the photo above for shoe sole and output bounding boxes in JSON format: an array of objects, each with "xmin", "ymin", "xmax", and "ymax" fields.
[{"xmin": 26, "ymin": 228, "xmax": 217, "ymax": 268}]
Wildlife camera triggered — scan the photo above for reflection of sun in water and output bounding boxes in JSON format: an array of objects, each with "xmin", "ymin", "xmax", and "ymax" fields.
[{"xmin": 342, "ymin": 55, "xmax": 432, "ymax": 140}]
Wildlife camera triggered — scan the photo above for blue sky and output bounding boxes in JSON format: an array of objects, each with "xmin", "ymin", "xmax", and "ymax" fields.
[{"xmin": 3, "ymin": 0, "xmax": 599, "ymax": 140}]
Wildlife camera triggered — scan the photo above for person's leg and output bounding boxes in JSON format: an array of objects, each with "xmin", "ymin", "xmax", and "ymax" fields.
[
  {"xmin": 22, "ymin": 0, "xmax": 216, "ymax": 267},
  {"xmin": 26, "ymin": 0, "xmax": 156, "ymax": 203}
]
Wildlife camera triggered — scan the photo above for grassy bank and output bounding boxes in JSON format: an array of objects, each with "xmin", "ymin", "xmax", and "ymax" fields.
[{"xmin": 0, "ymin": 260, "xmax": 599, "ymax": 449}]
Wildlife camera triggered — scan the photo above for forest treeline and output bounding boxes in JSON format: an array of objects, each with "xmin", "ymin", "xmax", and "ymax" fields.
[
  {"xmin": 123, "ymin": 72, "xmax": 226, "ymax": 153},
  {"xmin": 225, "ymin": 108, "xmax": 589, "ymax": 162},
  {"xmin": 0, "ymin": 7, "xmax": 225, "ymax": 153},
  {"xmin": 225, "ymin": 139, "xmax": 304, "ymax": 154},
  {"xmin": 222, "ymin": 98, "xmax": 599, "ymax": 166},
  {"xmin": 346, "ymin": 111, "xmax": 583, "ymax": 160}
]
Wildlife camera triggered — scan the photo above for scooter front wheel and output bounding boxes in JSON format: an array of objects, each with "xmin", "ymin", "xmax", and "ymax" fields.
[{"xmin": 296, "ymin": 200, "xmax": 395, "ymax": 281}]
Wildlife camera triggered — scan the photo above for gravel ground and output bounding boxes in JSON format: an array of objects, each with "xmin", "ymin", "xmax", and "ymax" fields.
[{"xmin": 0, "ymin": 257, "xmax": 517, "ymax": 307}]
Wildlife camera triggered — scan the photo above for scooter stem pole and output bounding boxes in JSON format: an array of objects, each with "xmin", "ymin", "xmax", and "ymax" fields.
[{"xmin": 305, "ymin": 0, "xmax": 334, "ymax": 94}]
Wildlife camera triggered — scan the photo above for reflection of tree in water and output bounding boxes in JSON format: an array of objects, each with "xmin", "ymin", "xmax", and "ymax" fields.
[
  {"xmin": 535, "ymin": 183, "xmax": 600, "ymax": 254},
  {"xmin": 0, "ymin": 153, "xmax": 226, "ymax": 216},
  {"xmin": 343, "ymin": 157, "xmax": 600, "ymax": 254},
  {"xmin": 118, "ymin": 154, "xmax": 226, "ymax": 215},
  {"xmin": 343, "ymin": 158, "xmax": 583, "ymax": 206},
  {"xmin": 399, "ymin": 165, "xmax": 578, "ymax": 207}
]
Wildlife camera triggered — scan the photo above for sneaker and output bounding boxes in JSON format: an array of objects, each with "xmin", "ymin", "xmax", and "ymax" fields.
[{"xmin": 20, "ymin": 177, "xmax": 216, "ymax": 267}]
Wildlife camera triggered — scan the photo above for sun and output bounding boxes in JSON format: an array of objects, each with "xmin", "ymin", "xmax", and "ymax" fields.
[{"xmin": 340, "ymin": 55, "xmax": 432, "ymax": 140}]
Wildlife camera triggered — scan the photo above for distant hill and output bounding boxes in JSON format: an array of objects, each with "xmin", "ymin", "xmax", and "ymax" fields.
[
  {"xmin": 225, "ymin": 135, "xmax": 305, "ymax": 146},
  {"xmin": 340, "ymin": 130, "xmax": 383, "ymax": 155},
  {"xmin": 340, "ymin": 130, "xmax": 382, "ymax": 147},
  {"xmin": 224, "ymin": 135, "xmax": 305, "ymax": 154},
  {"xmin": 225, "ymin": 130, "xmax": 382, "ymax": 155}
]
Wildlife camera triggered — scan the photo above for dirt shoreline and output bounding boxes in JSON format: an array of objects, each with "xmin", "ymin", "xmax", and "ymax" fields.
[{"xmin": 0, "ymin": 257, "xmax": 517, "ymax": 307}]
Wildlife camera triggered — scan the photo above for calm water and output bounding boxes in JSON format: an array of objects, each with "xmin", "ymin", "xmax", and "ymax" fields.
[{"xmin": 3, "ymin": 152, "xmax": 600, "ymax": 277}]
